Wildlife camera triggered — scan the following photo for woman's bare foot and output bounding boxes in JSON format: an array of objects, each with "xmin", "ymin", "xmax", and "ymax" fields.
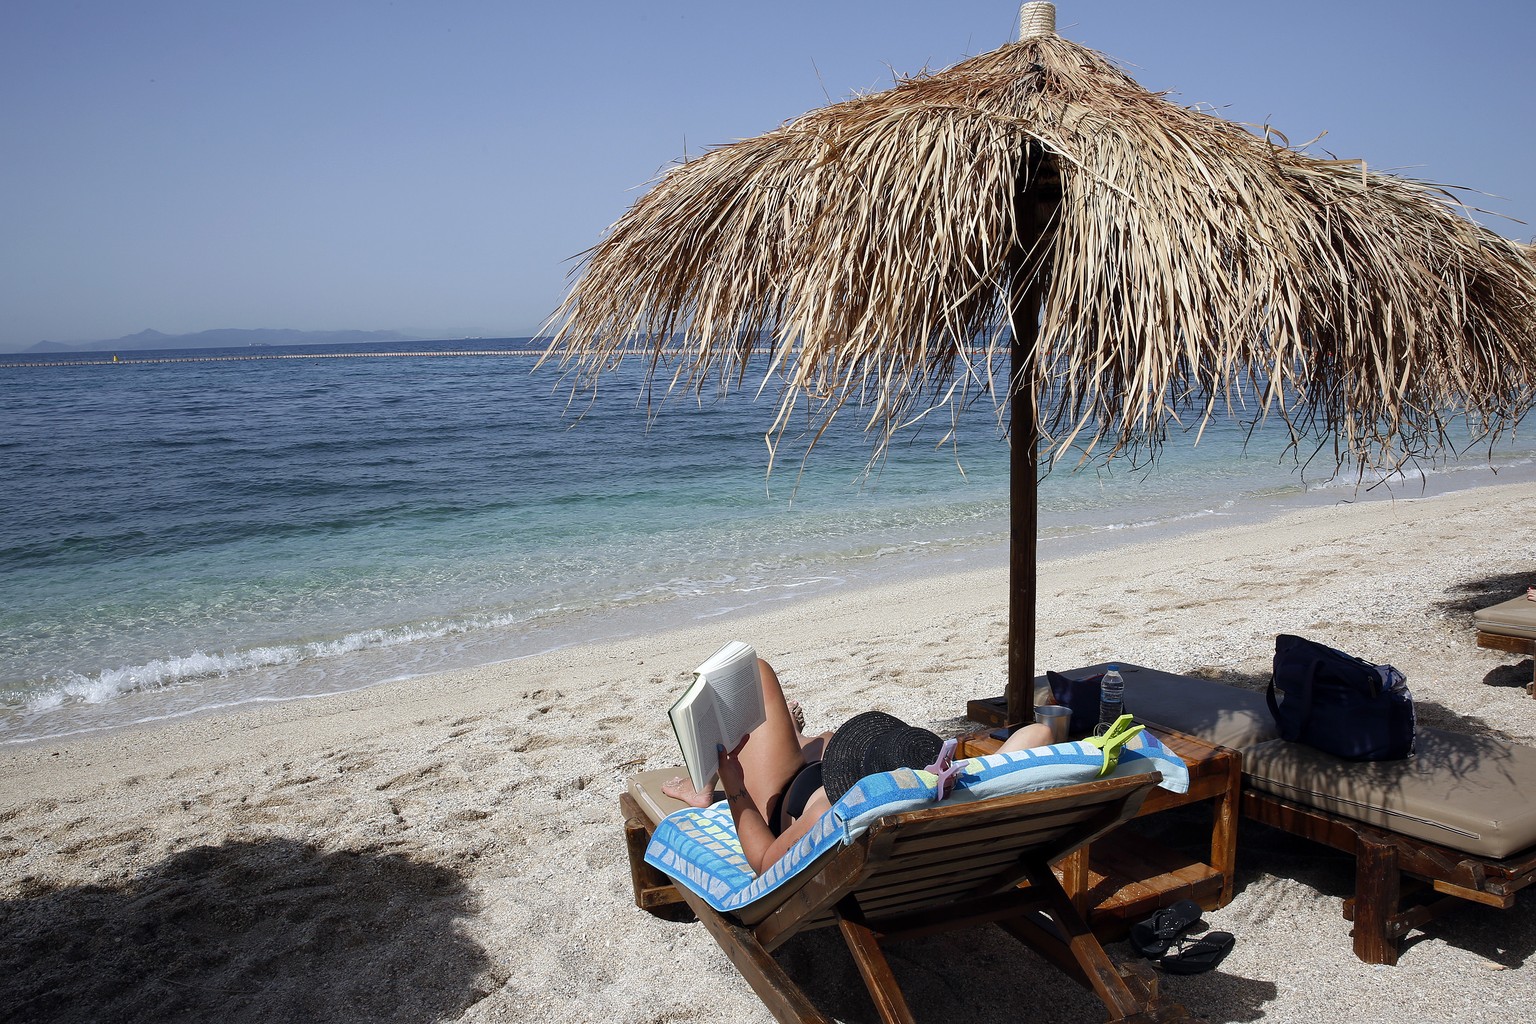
[
  {"xmin": 661, "ymin": 775, "xmax": 717, "ymax": 808},
  {"xmin": 787, "ymin": 699, "xmax": 806, "ymax": 734}
]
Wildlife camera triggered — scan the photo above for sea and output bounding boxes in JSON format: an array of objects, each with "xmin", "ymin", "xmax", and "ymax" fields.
[{"xmin": 4, "ymin": 338, "xmax": 1534, "ymax": 746}]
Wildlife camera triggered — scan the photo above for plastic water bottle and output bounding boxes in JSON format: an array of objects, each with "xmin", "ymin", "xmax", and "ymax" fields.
[{"xmin": 1097, "ymin": 664, "xmax": 1126, "ymax": 732}]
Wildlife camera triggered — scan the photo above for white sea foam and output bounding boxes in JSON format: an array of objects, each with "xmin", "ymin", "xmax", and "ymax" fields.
[{"xmin": 27, "ymin": 615, "xmax": 532, "ymax": 715}]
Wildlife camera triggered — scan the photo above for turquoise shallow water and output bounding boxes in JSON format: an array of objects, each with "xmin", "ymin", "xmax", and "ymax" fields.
[{"xmin": 3, "ymin": 339, "xmax": 1533, "ymax": 744}]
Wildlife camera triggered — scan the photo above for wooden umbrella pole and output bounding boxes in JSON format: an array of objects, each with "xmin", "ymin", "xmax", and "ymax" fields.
[
  {"xmin": 1004, "ymin": 133, "xmax": 1057, "ymax": 729},
  {"xmin": 1006, "ymin": 283, "xmax": 1043, "ymax": 727}
]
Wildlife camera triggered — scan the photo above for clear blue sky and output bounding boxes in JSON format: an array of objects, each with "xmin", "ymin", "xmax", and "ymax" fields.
[{"xmin": 2, "ymin": 0, "xmax": 1531, "ymax": 351}]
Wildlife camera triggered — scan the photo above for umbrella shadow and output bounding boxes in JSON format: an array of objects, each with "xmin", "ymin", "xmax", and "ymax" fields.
[
  {"xmin": 1432, "ymin": 571, "xmax": 1532, "ymax": 617},
  {"xmin": 1179, "ymin": 667, "xmax": 1270, "ymax": 693},
  {"xmin": 1185, "ymin": 666, "xmax": 1514, "ymax": 738},
  {"xmin": 0, "ymin": 838, "xmax": 496, "ymax": 1024}
]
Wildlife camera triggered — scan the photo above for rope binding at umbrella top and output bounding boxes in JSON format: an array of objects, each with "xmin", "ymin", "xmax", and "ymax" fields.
[{"xmin": 1019, "ymin": 2, "xmax": 1057, "ymax": 40}]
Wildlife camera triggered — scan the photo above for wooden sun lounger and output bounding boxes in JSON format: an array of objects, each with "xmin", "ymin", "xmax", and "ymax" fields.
[
  {"xmin": 1241, "ymin": 786, "xmax": 1536, "ymax": 965},
  {"xmin": 1474, "ymin": 593, "xmax": 1536, "ymax": 696},
  {"xmin": 1051, "ymin": 663, "xmax": 1536, "ymax": 966},
  {"xmin": 1238, "ymin": 728, "xmax": 1536, "ymax": 966},
  {"xmin": 622, "ymin": 771, "xmax": 1204, "ymax": 1024}
]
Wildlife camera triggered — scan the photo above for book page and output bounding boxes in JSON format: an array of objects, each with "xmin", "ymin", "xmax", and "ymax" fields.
[
  {"xmin": 669, "ymin": 642, "xmax": 764, "ymax": 792},
  {"xmin": 668, "ymin": 677, "xmax": 720, "ymax": 792},
  {"xmin": 698, "ymin": 642, "xmax": 765, "ymax": 750}
]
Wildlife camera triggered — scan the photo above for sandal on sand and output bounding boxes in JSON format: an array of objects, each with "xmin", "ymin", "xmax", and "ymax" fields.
[
  {"xmin": 1129, "ymin": 899, "xmax": 1203, "ymax": 959},
  {"xmin": 1158, "ymin": 931, "xmax": 1235, "ymax": 975}
]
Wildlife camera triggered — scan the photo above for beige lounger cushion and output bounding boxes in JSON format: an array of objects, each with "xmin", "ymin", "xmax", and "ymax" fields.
[
  {"xmin": 1474, "ymin": 594, "xmax": 1536, "ymax": 641},
  {"xmin": 1244, "ymin": 728, "xmax": 1536, "ymax": 859},
  {"xmin": 1060, "ymin": 663, "xmax": 1280, "ymax": 750},
  {"xmin": 628, "ymin": 767, "xmax": 713, "ymax": 825}
]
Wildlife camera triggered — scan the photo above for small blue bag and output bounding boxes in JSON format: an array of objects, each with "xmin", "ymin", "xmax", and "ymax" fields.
[{"xmin": 1267, "ymin": 634, "xmax": 1415, "ymax": 761}]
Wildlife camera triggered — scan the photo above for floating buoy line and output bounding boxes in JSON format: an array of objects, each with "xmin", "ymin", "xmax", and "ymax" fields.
[{"xmin": 4, "ymin": 350, "xmax": 550, "ymax": 368}]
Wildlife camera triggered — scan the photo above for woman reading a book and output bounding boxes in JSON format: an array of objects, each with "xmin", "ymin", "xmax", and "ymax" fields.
[{"xmin": 662, "ymin": 658, "xmax": 1054, "ymax": 875}]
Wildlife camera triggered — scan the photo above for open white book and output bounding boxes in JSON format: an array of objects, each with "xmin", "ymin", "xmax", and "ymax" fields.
[{"xmin": 669, "ymin": 641, "xmax": 766, "ymax": 792}]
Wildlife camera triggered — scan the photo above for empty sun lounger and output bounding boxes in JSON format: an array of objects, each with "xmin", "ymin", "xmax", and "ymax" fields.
[
  {"xmin": 1473, "ymin": 593, "xmax": 1536, "ymax": 695},
  {"xmin": 621, "ymin": 743, "xmax": 1203, "ymax": 1024},
  {"xmin": 1241, "ymin": 728, "xmax": 1536, "ymax": 964},
  {"xmin": 1096, "ymin": 664, "xmax": 1536, "ymax": 965},
  {"xmin": 980, "ymin": 661, "xmax": 1536, "ymax": 965},
  {"xmin": 1054, "ymin": 663, "xmax": 1536, "ymax": 965},
  {"xmin": 1053, "ymin": 664, "xmax": 1282, "ymax": 751}
]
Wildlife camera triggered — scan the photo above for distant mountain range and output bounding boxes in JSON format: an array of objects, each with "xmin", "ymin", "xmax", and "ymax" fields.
[{"xmin": 25, "ymin": 327, "xmax": 441, "ymax": 354}]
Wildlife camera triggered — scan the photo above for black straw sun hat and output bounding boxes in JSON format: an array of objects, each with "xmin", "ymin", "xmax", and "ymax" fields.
[{"xmin": 821, "ymin": 711, "xmax": 944, "ymax": 803}]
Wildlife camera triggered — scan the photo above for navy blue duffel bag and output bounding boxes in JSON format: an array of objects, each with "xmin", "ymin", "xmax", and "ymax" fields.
[{"xmin": 1267, "ymin": 634, "xmax": 1416, "ymax": 761}]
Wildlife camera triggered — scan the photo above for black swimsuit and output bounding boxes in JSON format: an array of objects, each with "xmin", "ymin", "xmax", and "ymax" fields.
[{"xmin": 767, "ymin": 760, "xmax": 824, "ymax": 836}]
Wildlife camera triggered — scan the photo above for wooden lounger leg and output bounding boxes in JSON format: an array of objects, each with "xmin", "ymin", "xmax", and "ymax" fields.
[
  {"xmin": 673, "ymin": 884, "xmax": 833, "ymax": 1024},
  {"xmin": 836, "ymin": 903, "xmax": 918, "ymax": 1024},
  {"xmin": 1344, "ymin": 831, "xmax": 1486, "ymax": 966},
  {"xmin": 1210, "ymin": 749, "xmax": 1241, "ymax": 907},
  {"xmin": 1058, "ymin": 844, "xmax": 1091, "ymax": 917},
  {"xmin": 1015, "ymin": 862, "xmax": 1153, "ymax": 1021},
  {"xmin": 1351, "ymin": 832, "xmax": 1403, "ymax": 966},
  {"xmin": 619, "ymin": 793, "xmax": 691, "ymax": 917}
]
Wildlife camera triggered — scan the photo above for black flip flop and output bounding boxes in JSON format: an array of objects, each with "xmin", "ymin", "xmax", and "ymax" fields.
[
  {"xmin": 1128, "ymin": 899, "xmax": 1203, "ymax": 959},
  {"xmin": 1159, "ymin": 931, "xmax": 1235, "ymax": 975}
]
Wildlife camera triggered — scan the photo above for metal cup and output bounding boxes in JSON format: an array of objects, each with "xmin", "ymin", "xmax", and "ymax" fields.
[{"xmin": 1034, "ymin": 704, "xmax": 1072, "ymax": 744}]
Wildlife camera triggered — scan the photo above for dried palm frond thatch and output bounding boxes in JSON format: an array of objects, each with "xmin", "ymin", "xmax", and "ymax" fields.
[
  {"xmin": 546, "ymin": 10, "xmax": 1535, "ymax": 469},
  {"xmin": 542, "ymin": 3, "xmax": 1536, "ymax": 717}
]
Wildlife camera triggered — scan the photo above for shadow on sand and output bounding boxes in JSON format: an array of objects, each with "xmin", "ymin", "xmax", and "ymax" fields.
[
  {"xmin": 1436, "ymin": 572, "xmax": 1535, "ymax": 689},
  {"xmin": 1433, "ymin": 571, "xmax": 1532, "ymax": 617},
  {"xmin": 1231, "ymin": 816, "xmax": 1536, "ymax": 968},
  {"xmin": 0, "ymin": 838, "xmax": 495, "ymax": 1024},
  {"xmin": 772, "ymin": 922, "xmax": 1280, "ymax": 1024}
]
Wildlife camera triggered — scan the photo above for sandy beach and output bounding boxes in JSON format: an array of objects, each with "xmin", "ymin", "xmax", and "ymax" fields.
[{"xmin": 4, "ymin": 480, "xmax": 1535, "ymax": 1024}]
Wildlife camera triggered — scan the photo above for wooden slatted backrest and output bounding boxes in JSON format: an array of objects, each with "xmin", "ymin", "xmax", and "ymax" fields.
[{"xmin": 744, "ymin": 772, "xmax": 1159, "ymax": 944}]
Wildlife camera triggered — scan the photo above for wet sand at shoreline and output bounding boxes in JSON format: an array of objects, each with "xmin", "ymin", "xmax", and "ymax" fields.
[{"xmin": 3, "ymin": 481, "xmax": 1535, "ymax": 1023}]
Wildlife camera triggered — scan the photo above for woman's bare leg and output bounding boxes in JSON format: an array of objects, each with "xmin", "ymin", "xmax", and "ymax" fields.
[
  {"xmin": 998, "ymin": 722, "xmax": 1056, "ymax": 753},
  {"xmin": 733, "ymin": 659, "xmax": 823, "ymax": 820}
]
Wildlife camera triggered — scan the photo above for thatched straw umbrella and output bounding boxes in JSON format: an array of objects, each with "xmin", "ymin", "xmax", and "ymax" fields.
[{"xmin": 544, "ymin": 2, "xmax": 1536, "ymax": 726}]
